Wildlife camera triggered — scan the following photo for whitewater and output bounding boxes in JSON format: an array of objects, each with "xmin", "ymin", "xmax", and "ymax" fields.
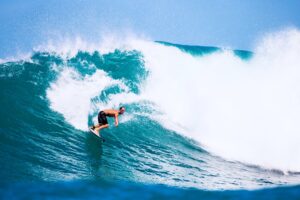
[{"xmin": 46, "ymin": 29, "xmax": 300, "ymax": 172}]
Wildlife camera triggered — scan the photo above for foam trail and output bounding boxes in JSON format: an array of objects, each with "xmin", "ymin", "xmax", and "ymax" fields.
[{"xmin": 131, "ymin": 28, "xmax": 300, "ymax": 172}]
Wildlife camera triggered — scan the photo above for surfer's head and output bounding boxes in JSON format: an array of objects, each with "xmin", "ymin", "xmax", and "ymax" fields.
[{"xmin": 119, "ymin": 106, "xmax": 125, "ymax": 114}]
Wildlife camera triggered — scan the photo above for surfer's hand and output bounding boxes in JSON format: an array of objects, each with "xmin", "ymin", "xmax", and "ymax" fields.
[{"xmin": 115, "ymin": 122, "xmax": 118, "ymax": 127}]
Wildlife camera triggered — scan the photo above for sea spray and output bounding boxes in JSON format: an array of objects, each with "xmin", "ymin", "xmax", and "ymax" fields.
[{"xmin": 133, "ymin": 29, "xmax": 300, "ymax": 172}]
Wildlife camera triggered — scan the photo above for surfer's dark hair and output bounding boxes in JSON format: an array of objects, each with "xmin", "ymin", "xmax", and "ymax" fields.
[{"xmin": 119, "ymin": 106, "xmax": 125, "ymax": 110}]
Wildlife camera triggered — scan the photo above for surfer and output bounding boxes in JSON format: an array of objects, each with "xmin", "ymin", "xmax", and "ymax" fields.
[{"xmin": 90, "ymin": 107, "xmax": 126, "ymax": 137}]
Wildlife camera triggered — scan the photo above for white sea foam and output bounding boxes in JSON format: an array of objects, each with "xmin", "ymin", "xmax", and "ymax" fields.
[
  {"xmin": 0, "ymin": 52, "xmax": 32, "ymax": 64},
  {"xmin": 33, "ymin": 32, "xmax": 149, "ymax": 58},
  {"xmin": 45, "ymin": 28, "xmax": 300, "ymax": 172},
  {"xmin": 133, "ymin": 28, "xmax": 300, "ymax": 172},
  {"xmin": 46, "ymin": 67, "xmax": 129, "ymax": 130}
]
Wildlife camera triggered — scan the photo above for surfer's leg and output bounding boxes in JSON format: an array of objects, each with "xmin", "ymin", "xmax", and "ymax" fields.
[
  {"xmin": 94, "ymin": 124, "xmax": 109, "ymax": 132},
  {"xmin": 94, "ymin": 124, "xmax": 101, "ymax": 128},
  {"xmin": 94, "ymin": 124, "xmax": 108, "ymax": 136},
  {"xmin": 90, "ymin": 124, "xmax": 100, "ymax": 130}
]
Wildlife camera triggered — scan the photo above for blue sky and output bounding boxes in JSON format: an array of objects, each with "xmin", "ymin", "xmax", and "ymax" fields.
[{"xmin": 0, "ymin": 0, "xmax": 300, "ymax": 57}]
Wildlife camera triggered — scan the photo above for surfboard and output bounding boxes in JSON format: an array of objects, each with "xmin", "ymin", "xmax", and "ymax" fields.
[{"xmin": 89, "ymin": 127, "xmax": 105, "ymax": 142}]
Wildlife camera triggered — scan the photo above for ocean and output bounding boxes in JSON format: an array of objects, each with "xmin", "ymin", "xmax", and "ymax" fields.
[{"xmin": 1, "ymin": 30, "xmax": 300, "ymax": 199}]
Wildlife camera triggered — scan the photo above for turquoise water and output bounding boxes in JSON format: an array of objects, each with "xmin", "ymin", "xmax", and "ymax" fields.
[
  {"xmin": 1, "ymin": 40, "xmax": 300, "ymax": 199},
  {"xmin": 157, "ymin": 41, "xmax": 253, "ymax": 59}
]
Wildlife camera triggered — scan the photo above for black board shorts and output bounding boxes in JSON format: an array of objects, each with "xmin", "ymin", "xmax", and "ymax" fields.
[{"xmin": 98, "ymin": 111, "xmax": 108, "ymax": 125}]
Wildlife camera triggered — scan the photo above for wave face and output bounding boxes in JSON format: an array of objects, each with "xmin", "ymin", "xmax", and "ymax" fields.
[{"xmin": 1, "ymin": 29, "xmax": 300, "ymax": 194}]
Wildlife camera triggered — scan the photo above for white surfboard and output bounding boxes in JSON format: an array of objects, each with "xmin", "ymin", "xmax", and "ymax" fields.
[{"xmin": 89, "ymin": 127, "xmax": 105, "ymax": 141}]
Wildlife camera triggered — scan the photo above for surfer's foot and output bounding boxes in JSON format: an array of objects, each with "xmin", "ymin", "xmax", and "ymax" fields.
[{"xmin": 90, "ymin": 125, "xmax": 95, "ymax": 130}]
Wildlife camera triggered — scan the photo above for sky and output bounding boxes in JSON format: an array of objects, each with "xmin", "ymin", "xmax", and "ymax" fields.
[{"xmin": 0, "ymin": 0, "xmax": 300, "ymax": 57}]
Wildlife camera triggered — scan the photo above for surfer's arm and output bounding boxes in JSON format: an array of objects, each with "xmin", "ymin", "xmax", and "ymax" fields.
[{"xmin": 114, "ymin": 114, "xmax": 119, "ymax": 126}]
